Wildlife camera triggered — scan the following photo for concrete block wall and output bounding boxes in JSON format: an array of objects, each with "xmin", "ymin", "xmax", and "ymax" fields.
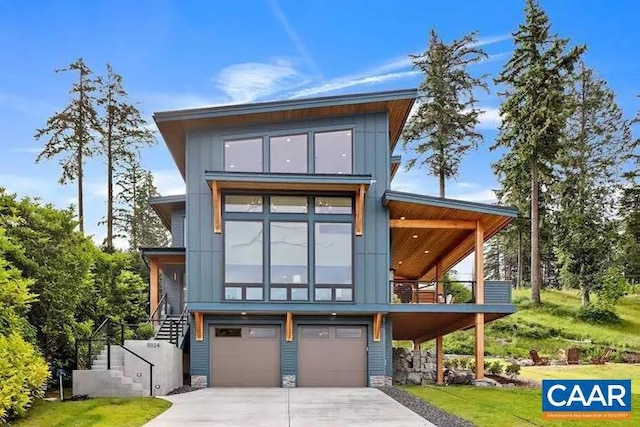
[{"xmin": 123, "ymin": 340, "xmax": 183, "ymax": 396}]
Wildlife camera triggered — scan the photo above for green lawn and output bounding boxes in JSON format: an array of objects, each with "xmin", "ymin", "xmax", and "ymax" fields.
[
  {"xmin": 405, "ymin": 363, "xmax": 639, "ymax": 427},
  {"xmin": 13, "ymin": 397, "xmax": 171, "ymax": 427},
  {"xmin": 405, "ymin": 385, "xmax": 637, "ymax": 427}
]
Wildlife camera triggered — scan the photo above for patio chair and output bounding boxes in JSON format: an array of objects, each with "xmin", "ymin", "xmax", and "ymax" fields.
[
  {"xmin": 591, "ymin": 348, "xmax": 613, "ymax": 365},
  {"xmin": 557, "ymin": 349, "xmax": 567, "ymax": 365},
  {"xmin": 529, "ymin": 349, "xmax": 550, "ymax": 366},
  {"xmin": 445, "ymin": 294, "xmax": 456, "ymax": 304},
  {"xmin": 567, "ymin": 348, "xmax": 580, "ymax": 365}
]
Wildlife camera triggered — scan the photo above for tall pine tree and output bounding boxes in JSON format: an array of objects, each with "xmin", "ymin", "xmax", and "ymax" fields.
[
  {"xmin": 114, "ymin": 156, "xmax": 168, "ymax": 249},
  {"xmin": 556, "ymin": 62, "xmax": 630, "ymax": 305},
  {"xmin": 403, "ymin": 29, "xmax": 488, "ymax": 197},
  {"xmin": 97, "ymin": 64, "xmax": 155, "ymax": 249},
  {"xmin": 35, "ymin": 58, "xmax": 100, "ymax": 232},
  {"xmin": 493, "ymin": 0, "xmax": 584, "ymax": 304}
]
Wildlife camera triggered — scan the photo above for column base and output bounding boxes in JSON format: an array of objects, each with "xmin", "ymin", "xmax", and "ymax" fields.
[
  {"xmin": 191, "ymin": 375, "xmax": 207, "ymax": 388},
  {"xmin": 370, "ymin": 375, "xmax": 392, "ymax": 387},
  {"xmin": 282, "ymin": 375, "xmax": 296, "ymax": 388}
]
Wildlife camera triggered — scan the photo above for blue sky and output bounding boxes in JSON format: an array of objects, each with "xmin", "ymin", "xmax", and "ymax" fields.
[{"xmin": 1, "ymin": 0, "xmax": 639, "ymax": 262}]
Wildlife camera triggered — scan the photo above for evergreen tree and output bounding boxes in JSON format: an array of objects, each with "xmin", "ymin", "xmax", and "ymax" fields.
[
  {"xmin": 114, "ymin": 156, "xmax": 168, "ymax": 249},
  {"xmin": 403, "ymin": 29, "xmax": 488, "ymax": 197},
  {"xmin": 493, "ymin": 0, "xmax": 585, "ymax": 304},
  {"xmin": 556, "ymin": 63, "xmax": 630, "ymax": 305},
  {"xmin": 97, "ymin": 64, "xmax": 155, "ymax": 250},
  {"xmin": 35, "ymin": 58, "xmax": 100, "ymax": 232}
]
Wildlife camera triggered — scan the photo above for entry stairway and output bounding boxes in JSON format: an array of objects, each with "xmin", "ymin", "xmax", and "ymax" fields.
[
  {"xmin": 86, "ymin": 346, "xmax": 147, "ymax": 397},
  {"xmin": 155, "ymin": 314, "xmax": 189, "ymax": 345}
]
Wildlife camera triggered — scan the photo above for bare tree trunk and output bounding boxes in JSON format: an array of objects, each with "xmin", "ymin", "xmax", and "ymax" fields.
[
  {"xmin": 517, "ymin": 227, "xmax": 523, "ymax": 289},
  {"xmin": 439, "ymin": 170, "xmax": 445, "ymax": 198},
  {"xmin": 77, "ymin": 145, "xmax": 84, "ymax": 232},
  {"xmin": 581, "ymin": 288, "xmax": 590, "ymax": 306},
  {"xmin": 106, "ymin": 123, "xmax": 113, "ymax": 248},
  {"xmin": 531, "ymin": 161, "xmax": 542, "ymax": 305}
]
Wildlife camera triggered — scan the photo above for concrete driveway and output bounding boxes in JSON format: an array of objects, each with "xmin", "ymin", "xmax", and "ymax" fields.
[{"xmin": 145, "ymin": 388, "xmax": 435, "ymax": 427}]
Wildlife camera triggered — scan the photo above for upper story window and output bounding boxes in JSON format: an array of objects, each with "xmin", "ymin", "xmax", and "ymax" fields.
[
  {"xmin": 270, "ymin": 134, "xmax": 307, "ymax": 173},
  {"xmin": 315, "ymin": 130, "xmax": 352, "ymax": 174},
  {"xmin": 222, "ymin": 129, "xmax": 353, "ymax": 174},
  {"xmin": 224, "ymin": 138, "xmax": 263, "ymax": 172},
  {"xmin": 222, "ymin": 194, "xmax": 353, "ymax": 302}
]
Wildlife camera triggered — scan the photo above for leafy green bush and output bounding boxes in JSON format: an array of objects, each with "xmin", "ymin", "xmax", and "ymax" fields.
[
  {"xmin": 445, "ymin": 281, "xmax": 473, "ymax": 303},
  {"xmin": 135, "ymin": 322, "xmax": 156, "ymax": 340},
  {"xmin": 0, "ymin": 333, "xmax": 50, "ymax": 422},
  {"xmin": 596, "ymin": 266, "xmax": 629, "ymax": 309},
  {"xmin": 444, "ymin": 332, "xmax": 475, "ymax": 355},
  {"xmin": 458, "ymin": 358, "xmax": 470, "ymax": 369},
  {"xmin": 576, "ymin": 305, "xmax": 621, "ymax": 325},
  {"xmin": 505, "ymin": 362, "xmax": 521, "ymax": 378},
  {"xmin": 487, "ymin": 361, "xmax": 504, "ymax": 375}
]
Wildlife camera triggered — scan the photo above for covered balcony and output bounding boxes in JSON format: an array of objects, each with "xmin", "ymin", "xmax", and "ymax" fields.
[{"xmin": 383, "ymin": 190, "xmax": 518, "ymax": 381}]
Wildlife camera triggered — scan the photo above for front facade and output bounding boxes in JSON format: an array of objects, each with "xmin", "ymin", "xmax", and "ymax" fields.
[{"xmin": 144, "ymin": 89, "xmax": 517, "ymax": 388}]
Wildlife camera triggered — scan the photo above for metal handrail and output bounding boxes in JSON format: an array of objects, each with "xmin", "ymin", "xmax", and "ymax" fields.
[
  {"xmin": 148, "ymin": 293, "xmax": 168, "ymax": 323},
  {"xmin": 106, "ymin": 337, "xmax": 155, "ymax": 396},
  {"xmin": 390, "ymin": 279, "xmax": 476, "ymax": 304},
  {"xmin": 91, "ymin": 318, "xmax": 110, "ymax": 338},
  {"xmin": 170, "ymin": 306, "xmax": 189, "ymax": 346}
]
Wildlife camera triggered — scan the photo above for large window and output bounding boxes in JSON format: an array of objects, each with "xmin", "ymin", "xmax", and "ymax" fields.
[
  {"xmin": 223, "ymin": 195, "xmax": 354, "ymax": 302},
  {"xmin": 314, "ymin": 130, "xmax": 352, "ymax": 174},
  {"xmin": 224, "ymin": 138, "xmax": 263, "ymax": 172},
  {"xmin": 224, "ymin": 221, "xmax": 263, "ymax": 300},
  {"xmin": 270, "ymin": 134, "xmax": 307, "ymax": 173},
  {"xmin": 223, "ymin": 129, "xmax": 352, "ymax": 174}
]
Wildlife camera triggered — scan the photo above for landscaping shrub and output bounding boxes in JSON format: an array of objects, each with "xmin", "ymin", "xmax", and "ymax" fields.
[
  {"xmin": 487, "ymin": 361, "xmax": 504, "ymax": 375},
  {"xmin": 576, "ymin": 305, "xmax": 621, "ymax": 325},
  {"xmin": 0, "ymin": 333, "xmax": 49, "ymax": 422},
  {"xmin": 444, "ymin": 332, "xmax": 475, "ymax": 355},
  {"xmin": 135, "ymin": 322, "xmax": 155, "ymax": 340},
  {"xmin": 505, "ymin": 362, "xmax": 521, "ymax": 378},
  {"xmin": 445, "ymin": 281, "xmax": 473, "ymax": 303}
]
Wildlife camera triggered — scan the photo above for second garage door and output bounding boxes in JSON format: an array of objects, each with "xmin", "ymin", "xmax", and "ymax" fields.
[
  {"xmin": 298, "ymin": 325, "xmax": 367, "ymax": 387},
  {"xmin": 209, "ymin": 325, "xmax": 280, "ymax": 387}
]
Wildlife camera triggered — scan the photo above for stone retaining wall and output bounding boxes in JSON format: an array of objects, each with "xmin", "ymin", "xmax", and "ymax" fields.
[{"xmin": 392, "ymin": 348, "xmax": 473, "ymax": 385}]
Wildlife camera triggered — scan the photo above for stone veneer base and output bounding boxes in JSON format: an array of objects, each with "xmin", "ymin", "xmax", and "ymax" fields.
[
  {"xmin": 370, "ymin": 375, "xmax": 392, "ymax": 387},
  {"xmin": 191, "ymin": 375, "xmax": 207, "ymax": 388},
  {"xmin": 282, "ymin": 375, "xmax": 296, "ymax": 388}
]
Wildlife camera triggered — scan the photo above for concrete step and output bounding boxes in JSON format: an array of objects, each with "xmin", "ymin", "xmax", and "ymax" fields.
[{"xmin": 74, "ymin": 369, "xmax": 149, "ymax": 397}]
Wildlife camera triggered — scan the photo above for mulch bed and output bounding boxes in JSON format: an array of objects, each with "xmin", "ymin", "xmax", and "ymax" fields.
[
  {"xmin": 379, "ymin": 386, "xmax": 474, "ymax": 427},
  {"xmin": 166, "ymin": 385, "xmax": 199, "ymax": 395},
  {"xmin": 487, "ymin": 374, "xmax": 540, "ymax": 387}
]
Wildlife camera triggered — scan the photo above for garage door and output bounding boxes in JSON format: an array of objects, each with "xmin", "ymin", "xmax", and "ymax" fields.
[
  {"xmin": 298, "ymin": 326, "xmax": 367, "ymax": 387},
  {"xmin": 209, "ymin": 325, "xmax": 280, "ymax": 387}
]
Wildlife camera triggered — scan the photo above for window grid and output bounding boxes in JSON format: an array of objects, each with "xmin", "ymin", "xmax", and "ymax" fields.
[{"xmin": 223, "ymin": 194, "xmax": 354, "ymax": 302}]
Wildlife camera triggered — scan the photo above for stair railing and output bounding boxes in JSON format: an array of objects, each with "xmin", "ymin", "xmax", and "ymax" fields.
[
  {"xmin": 169, "ymin": 306, "xmax": 189, "ymax": 346},
  {"xmin": 148, "ymin": 293, "xmax": 168, "ymax": 329}
]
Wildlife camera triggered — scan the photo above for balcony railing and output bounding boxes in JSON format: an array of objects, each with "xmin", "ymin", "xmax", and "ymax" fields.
[
  {"xmin": 390, "ymin": 280, "xmax": 475, "ymax": 304},
  {"xmin": 390, "ymin": 279, "xmax": 513, "ymax": 304}
]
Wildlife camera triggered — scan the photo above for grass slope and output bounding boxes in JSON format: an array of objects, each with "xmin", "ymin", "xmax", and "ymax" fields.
[
  {"xmin": 13, "ymin": 397, "xmax": 171, "ymax": 427},
  {"xmin": 433, "ymin": 289, "xmax": 640, "ymax": 359}
]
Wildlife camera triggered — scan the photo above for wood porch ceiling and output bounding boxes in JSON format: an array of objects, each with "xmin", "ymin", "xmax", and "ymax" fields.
[
  {"xmin": 385, "ymin": 195, "xmax": 516, "ymax": 281},
  {"xmin": 389, "ymin": 311, "xmax": 508, "ymax": 342}
]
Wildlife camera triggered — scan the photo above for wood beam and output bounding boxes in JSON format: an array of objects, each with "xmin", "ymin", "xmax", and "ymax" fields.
[
  {"xmin": 194, "ymin": 312, "xmax": 204, "ymax": 342},
  {"xmin": 149, "ymin": 255, "xmax": 186, "ymax": 265},
  {"xmin": 475, "ymin": 220, "xmax": 485, "ymax": 304},
  {"xmin": 211, "ymin": 181, "xmax": 221, "ymax": 234},
  {"xmin": 475, "ymin": 313, "xmax": 485, "ymax": 379},
  {"xmin": 389, "ymin": 219, "xmax": 476, "ymax": 229},
  {"xmin": 355, "ymin": 184, "xmax": 365, "ymax": 236},
  {"xmin": 373, "ymin": 313, "xmax": 383, "ymax": 342},
  {"xmin": 149, "ymin": 257, "xmax": 159, "ymax": 320},
  {"xmin": 285, "ymin": 312, "xmax": 293, "ymax": 342},
  {"xmin": 436, "ymin": 335, "xmax": 444, "ymax": 385}
]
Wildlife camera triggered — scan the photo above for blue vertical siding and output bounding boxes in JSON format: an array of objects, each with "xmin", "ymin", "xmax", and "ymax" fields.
[
  {"xmin": 171, "ymin": 209, "xmax": 185, "ymax": 247},
  {"xmin": 484, "ymin": 281, "xmax": 512, "ymax": 304},
  {"xmin": 185, "ymin": 113, "xmax": 391, "ymax": 307}
]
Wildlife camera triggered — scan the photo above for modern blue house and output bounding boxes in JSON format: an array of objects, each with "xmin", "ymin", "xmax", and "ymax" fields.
[{"xmin": 144, "ymin": 89, "xmax": 517, "ymax": 388}]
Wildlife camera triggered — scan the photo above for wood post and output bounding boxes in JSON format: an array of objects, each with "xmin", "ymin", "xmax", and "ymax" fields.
[
  {"xmin": 194, "ymin": 312, "xmax": 204, "ymax": 342},
  {"xmin": 436, "ymin": 262, "xmax": 444, "ymax": 303},
  {"xmin": 211, "ymin": 181, "xmax": 221, "ymax": 234},
  {"xmin": 285, "ymin": 312, "xmax": 293, "ymax": 342},
  {"xmin": 149, "ymin": 257, "xmax": 159, "ymax": 320},
  {"xmin": 355, "ymin": 184, "xmax": 365, "ymax": 236},
  {"xmin": 373, "ymin": 313, "xmax": 383, "ymax": 342},
  {"xmin": 475, "ymin": 313, "xmax": 485, "ymax": 379},
  {"xmin": 436, "ymin": 335, "xmax": 444, "ymax": 385},
  {"xmin": 475, "ymin": 220, "xmax": 484, "ymax": 304}
]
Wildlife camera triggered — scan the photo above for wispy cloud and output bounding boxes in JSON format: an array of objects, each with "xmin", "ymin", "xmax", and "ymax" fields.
[
  {"xmin": 289, "ymin": 70, "xmax": 419, "ymax": 99},
  {"xmin": 0, "ymin": 93, "xmax": 56, "ymax": 115},
  {"xmin": 152, "ymin": 169, "xmax": 185, "ymax": 196},
  {"xmin": 478, "ymin": 107, "xmax": 502, "ymax": 130},
  {"xmin": 214, "ymin": 58, "xmax": 310, "ymax": 103},
  {"xmin": 266, "ymin": 0, "xmax": 320, "ymax": 77},
  {"xmin": 471, "ymin": 34, "xmax": 512, "ymax": 48}
]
